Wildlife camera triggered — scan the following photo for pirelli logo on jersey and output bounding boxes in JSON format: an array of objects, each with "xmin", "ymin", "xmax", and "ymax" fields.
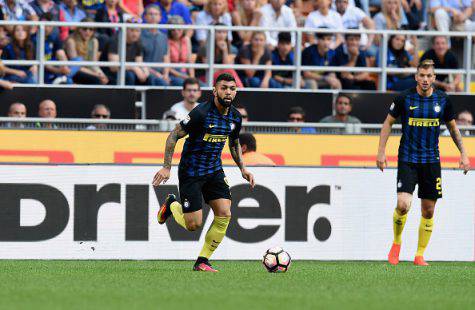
[
  {"xmin": 203, "ymin": 133, "xmax": 228, "ymax": 143},
  {"xmin": 408, "ymin": 117, "xmax": 440, "ymax": 127}
]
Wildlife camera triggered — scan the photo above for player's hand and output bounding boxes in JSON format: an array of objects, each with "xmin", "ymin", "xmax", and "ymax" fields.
[
  {"xmin": 152, "ymin": 167, "xmax": 171, "ymax": 186},
  {"xmin": 376, "ymin": 152, "xmax": 387, "ymax": 172},
  {"xmin": 241, "ymin": 168, "xmax": 255, "ymax": 189},
  {"xmin": 460, "ymin": 154, "xmax": 470, "ymax": 175}
]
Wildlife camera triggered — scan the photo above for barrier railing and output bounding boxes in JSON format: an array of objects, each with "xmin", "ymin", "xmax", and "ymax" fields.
[{"xmin": 0, "ymin": 21, "xmax": 473, "ymax": 92}]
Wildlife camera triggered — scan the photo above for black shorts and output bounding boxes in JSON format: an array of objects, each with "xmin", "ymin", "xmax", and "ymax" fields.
[
  {"xmin": 397, "ymin": 161, "xmax": 442, "ymax": 200},
  {"xmin": 178, "ymin": 170, "xmax": 231, "ymax": 213}
]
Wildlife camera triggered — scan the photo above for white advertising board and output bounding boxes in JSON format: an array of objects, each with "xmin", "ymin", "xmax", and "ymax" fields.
[{"xmin": 0, "ymin": 165, "xmax": 473, "ymax": 261}]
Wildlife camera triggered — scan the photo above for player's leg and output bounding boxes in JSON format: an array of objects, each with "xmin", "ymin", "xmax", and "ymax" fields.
[
  {"xmin": 193, "ymin": 171, "xmax": 232, "ymax": 272},
  {"xmin": 389, "ymin": 162, "xmax": 417, "ymax": 265},
  {"xmin": 414, "ymin": 163, "xmax": 442, "ymax": 266}
]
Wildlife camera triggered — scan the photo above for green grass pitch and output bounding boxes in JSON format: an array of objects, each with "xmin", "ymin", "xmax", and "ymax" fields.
[{"xmin": 0, "ymin": 260, "xmax": 473, "ymax": 309}]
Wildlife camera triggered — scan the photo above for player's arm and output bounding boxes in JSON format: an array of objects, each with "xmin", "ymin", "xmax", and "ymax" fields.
[
  {"xmin": 152, "ymin": 124, "xmax": 188, "ymax": 186},
  {"xmin": 446, "ymin": 119, "xmax": 470, "ymax": 174},
  {"xmin": 229, "ymin": 137, "xmax": 255, "ymax": 188},
  {"xmin": 376, "ymin": 114, "xmax": 397, "ymax": 171}
]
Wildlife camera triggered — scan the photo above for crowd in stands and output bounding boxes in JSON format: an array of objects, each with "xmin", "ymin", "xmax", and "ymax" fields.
[{"xmin": 0, "ymin": 0, "xmax": 473, "ymax": 91}]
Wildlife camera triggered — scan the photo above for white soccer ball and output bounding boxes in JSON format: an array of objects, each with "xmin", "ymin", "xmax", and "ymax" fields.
[{"xmin": 262, "ymin": 247, "xmax": 291, "ymax": 273}]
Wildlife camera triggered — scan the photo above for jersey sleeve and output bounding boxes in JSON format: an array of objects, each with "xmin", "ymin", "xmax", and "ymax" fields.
[
  {"xmin": 229, "ymin": 117, "xmax": 242, "ymax": 142},
  {"xmin": 180, "ymin": 107, "xmax": 205, "ymax": 134},
  {"xmin": 443, "ymin": 96, "xmax": 455, "ymax": 123},
  {"xmin": 388, "ymin": 95, "xmax": 404, "ymax": 118}
]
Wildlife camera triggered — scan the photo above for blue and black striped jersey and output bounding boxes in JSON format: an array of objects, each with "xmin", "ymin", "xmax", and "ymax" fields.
[
  {"xmin": 389, "ymin": 88, "xmax": 455, "ymax": 163},
  {"xmin": 178, "ymin": 100, "xmax": 242, "ymax": 177}
]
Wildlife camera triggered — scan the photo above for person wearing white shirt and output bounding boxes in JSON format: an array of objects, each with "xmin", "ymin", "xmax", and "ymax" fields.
[
  {"xmin": 430, "ymin": 0, "xmax": 473, "ymax": 32},
  {"xmin": 259, "ymin": 0, "xmax": 297, "ymax": 47},
  {"xmin": 305, "ymin": 0, "xmax": 344, "ymax": 48},
  {"xmin": 195, "ymin": 0, "xmax": 233, "ymax": 45},
  {"xmin": 168, "ymin": 77, "xmax": 202, "ymax": 121},
  {"xmin": 335, "ymin": 0, "xmax": 375, "ymax": 50}
]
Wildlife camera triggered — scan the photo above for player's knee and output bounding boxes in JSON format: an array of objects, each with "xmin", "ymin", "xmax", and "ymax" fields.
[
  {"xmin": 396, "ymin": 200, "xmax": 410, "ymax": 214},
  {"xmin": 214, "ymin": 210, "xmax": 231, "ymax": 218},
  {"xmin": 185, "ymin": 220, "xmax": 202, "ymax": 231}
]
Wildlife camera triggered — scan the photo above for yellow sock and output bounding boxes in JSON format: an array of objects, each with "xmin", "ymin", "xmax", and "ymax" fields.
[
  {"xmin": 170, "ymin": 201, "xmax": 187, "ymax": 229},
  {"xmin": 393, "ymin": 209, "xmax": 408, "ymax": 245},
  {"xmin": 416, "ymin": 217, "xmax": 434, "ymax": 257},
  {"xmin": 199, "ymin": 216, "xmax": 230, "ymax": 259}
]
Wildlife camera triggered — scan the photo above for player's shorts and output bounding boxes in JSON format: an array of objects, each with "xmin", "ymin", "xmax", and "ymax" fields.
[
  {"xmin": 178, "ymin": 169, "xmax": 231, "ymax": 213},
  {"xmin": 397, "ymin": 161, "xmax": 442, "ymax": 200}
]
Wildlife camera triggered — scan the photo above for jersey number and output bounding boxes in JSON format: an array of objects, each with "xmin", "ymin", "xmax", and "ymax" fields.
[{"xmin": 436, "ymin": 177, "xmax": 442, "ymax": 195}]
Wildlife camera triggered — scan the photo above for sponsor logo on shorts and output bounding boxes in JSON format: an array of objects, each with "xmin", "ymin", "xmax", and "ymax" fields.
[{"xmin": 183, "ymin": 199, "xmax": 190, "ymax": 209}]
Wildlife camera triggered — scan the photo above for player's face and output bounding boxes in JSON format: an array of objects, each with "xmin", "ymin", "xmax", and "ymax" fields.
[
  {"xmin": 214, "ymin": 80, "xmax": 237, "ymax": 107},
  {"xmin": 415, "ymin": 67, "xmax": 436, "ymax": 91}
]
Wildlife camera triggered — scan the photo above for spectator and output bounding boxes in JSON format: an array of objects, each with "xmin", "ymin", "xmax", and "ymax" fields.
[
  {"xmin": 287, "ymin": 106, "xmax": 317, "ymax": 134},
  {"xmin": 430, "ymin": 0, "xmax": 472, "ymax": 32},
  {"xmin": 37, "ymin": 13, "xmax": 78, "ymax": 84},
  {"xmin": 237, "ymin": 31, "xmax": 274, "ymax": 88},
  {"xmin": 331, "ymin": 32, "xmax": 376, "ymax": 90},
  {"xmin": 37, "ymin": 99, "xmax": 57, "ymax": 128},
  {"xmin": 259, "ymin": 0, "xmax": 297, "ymax": 47},
  {"xmin": 158, "ymin": 0, "xmax": 192, "ymax": 25},
  {"xmin": 6, "ymin": 102, "xmax": 26, "ymax": 128},
  {"xmin": 374, "ymin": 0, "xmax": 408, "ymax": 30},
  {"xmin": 420, "ymin": 36, "xmax": 462, "ymax": 92},
  {"xmin": 59, "ymin": 0, "xmax": 87, "ymax": 41},
  {"xmin": 95, "ymin": 0, "xmax": 124, "ymax": 51},
  {"xmin": 231, "ymin": 0, "xmax": 262, "ymax": 46},
  {"xmin": 305, "ymin": 0, "xmax": 344, "ymax": 48},
  {"xmin": 87, "ymin": 104, "xmax": 111, "ymax": 130},
  {"xmin": 466, "ymin": 1, "xmax": 475, "ymax": 31},
  {"xmin": 196, "ymin": 23, "xmax": 243, "ymax": 87},
  {"xmin": 1, "ymin": 25, "xmax": 37, "ymax": 84},
  {"xmin": 239, "ymin": 133, "xmax": 276, "ymax": 166},
  {"xmin": 235, "ymin": 103, "xmax": 249, "ymax": 122},
  {"xmin": 382, "ymin": 34, "xmax": 418, "ymax": 91},
  {"xmin": 167, "ymin": 15, "xmax": 197, "ymax": 86},
  {"xmin": 142, "ymin": 4, "xmax": 170, "ymax": 86},
  {"xmin": 104, "ymin": 20, "xmax": 163, "ymax": 85},
  {"xmin": 65, "ymin": 19, "xmax": 109, "ymax": 84},
  {"xmin": 0, "ymin": 26, "xmax": 9, "ymax": 49},
  {"xmin": 119, "ymin": 0, "xmax": 144, "ymax": 18},
  {"xmin": 30, "ymin": 0, "xmax": 60, "ymax": 21},
  {"xmin": 80, "ymin": 0, "xmax": 105, "ymax": 17},
  {"xmin": 196, "ymin": 0, "xmax": 233, "ymax": 46},
  {"xmin": 0, "ymin": 57, "xmax": 14, "ymax": 89},
  {"xmin": 401, "ymin": 0, "xmax": 423, "ymax": 30},
  {"xmin": 335, "ymin": 0, "xmax": 375, "ymax": 51},
  {"xmin": 271, "ymin": 32, "xmax": 295, "ymax": 88},
  {"xmin": 0, "ymin": 0, "xmax": 37, "ymax": 26},
  {"xmin": 168, "ymin": 77, "xmax": 202, "ymax": 120},
  {"xmin": 320, "ymin": 94, "xmax": 361, "ymax": 123},
  {"xmin": 301, "ymin": 30, "xmax": 341, "ymax": 89},
  {"xmin": 443, "ymin": 110, "xmax": 473, "ymax": 136}
]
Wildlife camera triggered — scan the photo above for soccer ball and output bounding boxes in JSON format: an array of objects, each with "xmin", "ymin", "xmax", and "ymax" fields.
[{"xmin": 262, "ymin": 247, "xmax": 291, "ymax": 273}]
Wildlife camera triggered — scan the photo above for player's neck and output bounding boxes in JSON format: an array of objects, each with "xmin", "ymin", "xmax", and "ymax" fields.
[
  {"xmin": 416, "ymin": 85, "xmax": 434, "ymax": 97},
  {"xmin": 214, "ymin": 98, "xmax": 229, "ymax": 115}
]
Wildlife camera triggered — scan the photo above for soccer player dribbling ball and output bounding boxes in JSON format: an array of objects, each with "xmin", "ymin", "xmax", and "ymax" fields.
[
  {"xmin": 152, "ymin": 73, "xmax": 255, "ymax": 272},
  {"xmin": 377, "ymin": 59, "xmax": 470, "ymax": 266}
]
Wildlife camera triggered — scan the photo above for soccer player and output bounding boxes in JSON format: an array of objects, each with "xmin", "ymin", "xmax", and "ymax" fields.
[
  {"xmin": 376, "ymin": 59, "xmax": 470, "ymax": 266},
  {"xmin": 152, "ymin": 73, "xmax": 255, "ymax": 272}
]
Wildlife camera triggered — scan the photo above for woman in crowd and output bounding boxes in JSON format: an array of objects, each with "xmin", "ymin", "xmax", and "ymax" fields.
[
  {"xmin": 195, "ymin": 0, "xmax": 233, "ymax": 46},
  {"xmin": 95, "ymin": 0, "xmax": 124, "ymax": 51},
  {"xmin": 237, "ymin": 31, "xmax": 277, "ymax": 88},
  {"xmin": 196, "ymin": 23, "xmax": 243, "ymax": 86},
  {"xmin": 384, "ymin": 34, "xmax": 418, "ymax": 90},
  {"xmin": 231, "ymin": 0, "xmax": 262, "ymax": 46},
  {"xmin": 59, "ymin": 0, "xmax": 87, "ymax": 41},
  {"xmin": 373, "ymin": 0, "xmax": 408, "ymax": 30},
  {"xmin": 168, "ymin": 15, "xmax": 197, "ymax": 86},
  {"xmin": 1, "ymin": 25, "xmax": 37, "ymax": 84},
  {"xmin": 64, "ymin": 18, "xmax": 109, "ymax": 84}
]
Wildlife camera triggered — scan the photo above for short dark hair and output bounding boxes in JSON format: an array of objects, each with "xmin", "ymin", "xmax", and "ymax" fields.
[
  {"xmin": 288, "ymin": 106, "xmax": 306, "ymax": 117},
  {"xmin": 40, "ymin": 12, "xmax": 53, "ymax": 21},
  {"xmin": 316, "ymin": 27, "xmax": 332, "ymax": 40},
  {"xmin": 336, "ymin": 94, "xmax": 352, "ymax": 105},
  {"xmin": 431, "ymin": 35, "xmax": 447, "ymax": 45},
  {"xmin": 183, "ymin": 77, "xmax": 200, "ymax": 90},
  {"xmin": 278, "ymin": 32, "xmax": 292, "ymax": 44},
  {"xmin": 239, "ymin": 133, "xmax": 257, "ymax": 152},
  {"xmin": 215, "ymin": 72, "xmax": 236, "ymax": 85},
  {"xmin": 417, "ymin": 59, "xmax": 435, "ymax": 71},
  {"xmin": 345, "ymin": 28, "xmax": 361, "ymax": 40}
]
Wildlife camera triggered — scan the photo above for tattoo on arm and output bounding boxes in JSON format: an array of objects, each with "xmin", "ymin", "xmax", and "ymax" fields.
[
  {"xmin": 163, "ymin": 124, "xmax": 187, "ymax": 169},
  {"xmin": 229, "ymin": 138, "xmax": 244, "ymax": 170},
  {"xmin": 448, "ymin": 122, "xmax": 466, "ymax": 155}
]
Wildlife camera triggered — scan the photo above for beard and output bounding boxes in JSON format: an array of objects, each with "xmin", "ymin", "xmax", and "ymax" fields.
[{"xmin": 217, "ymin": 95, "xmax": 233, "ymax": 107}]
